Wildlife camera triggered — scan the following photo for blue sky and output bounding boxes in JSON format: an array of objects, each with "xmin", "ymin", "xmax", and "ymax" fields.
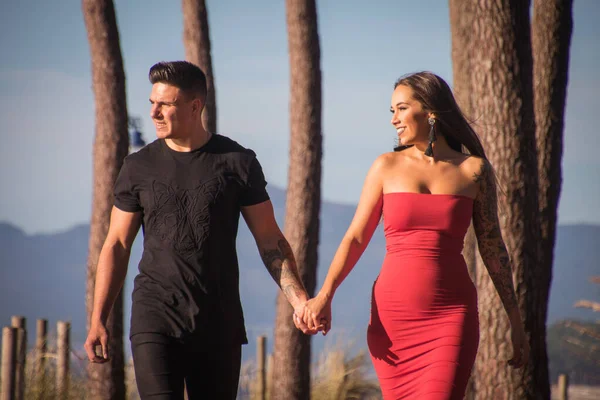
[{"xmin": 0, "ymin": 0, "xmax": 598, "ymax": 234}]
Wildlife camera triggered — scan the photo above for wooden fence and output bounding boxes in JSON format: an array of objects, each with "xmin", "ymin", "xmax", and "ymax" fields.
[{"xmin": 1, "ymin": 316, "xmax": 70, "ymax": 400}]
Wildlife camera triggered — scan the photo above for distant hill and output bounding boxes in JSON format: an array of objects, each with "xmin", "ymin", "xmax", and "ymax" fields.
[
  {"xmin": 1, "ymin": 186, "xmax": 599, "ymax": 367},
  {"xmin": 547, "ymin": 320, "xmax": 600, "ymax": 385},
  {"xmin": 547, "ymin": 225, "xmax": 600, "ymax": 323}
]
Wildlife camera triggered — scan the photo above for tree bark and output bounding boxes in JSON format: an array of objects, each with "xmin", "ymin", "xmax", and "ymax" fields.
[
  {"xmin": 82, "ymin": 1, "xmax": 128, "ymax": 399},
  {"xmin": 449, "ymin": 0, "xmax": 476, "ymax": 119},
  {"xmin": 449, "ymin": 2, "xmax": 478, "ymax": 397},
  {"xmin": 270, "ymin": 0, "xmax": 322, "ymax": 398},
  {"xmin": 531, "ymin": 0, "xmax": 573, "ymax": 395},
  {"xmin": 449, "ymin": 0, "xmax": 478, "ymax": 285},
  {"xmin": 465, "ymin": 0, "xmax": 542, "ymax": 398},
  {"xmin": 182, "ymin": 0, "xmax": 217, "ymax": 134}
]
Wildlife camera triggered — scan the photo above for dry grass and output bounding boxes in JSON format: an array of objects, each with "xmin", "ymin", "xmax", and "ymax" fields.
[
  {"xmin": 10, "ymin": 343, "xmax": 139, "ymax": 400},
  {"xmin": 310, "ymin": 349, "xmax": 381, "ymax": 400},
  {"xmin": 13, "ymin": 341, "xmax": 379, "ymax": 399},
  {"xmin": 238, "ymin": 342, "xmax": 382, "ymax": 400},
  {"xmin": 21, "ymin": 346, "xmax": 90, "ymax": 400},
  {"xmin": 14, "ymin": 340, "xmax": 599, "ymax": 399},
  {"xmin": 551, "ymin": 384, "xmax": 600, "ymax": 400}
]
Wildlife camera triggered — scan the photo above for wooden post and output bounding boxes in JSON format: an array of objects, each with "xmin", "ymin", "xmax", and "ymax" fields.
[
  {"xmin": 10, "ymin": 317, "xmax": 26, "ymax": 400},
  {"xmin": 1, "ymin": 327, "xmax": 17, "ymax": 400},
  {"xmin": 56, "ymin": 321, "xmax": 70, "ymax": 399},
  {"xmin": 256, "ymin": 335, "xmax": 267, "ymax": 400},
  {"xmin": 35, "ymin": 319, "xmax": 47, "ymax": 389},
  {"xmin": 266, "ymin": 353, "xmax": 273, "ymax": 400},
  {"xmin": 557, "ymin": 374, "xmax": 569, "ymax": 400}
]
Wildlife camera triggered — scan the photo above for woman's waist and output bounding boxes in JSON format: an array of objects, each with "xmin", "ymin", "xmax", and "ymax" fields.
[
  {"xmin": 379, "ymin": 254, "xmax": 471, "ymax": 281},
  {"xmin": 374, "ymin": 264, "xmax": 477, "ymax": 308},
  {"xmin": 384, "ymin": 232, "xmax": 464, "ymax": 255},
  {"xmin": 383, "ymin": 248, "xmax": 466, "ymax": 260}
]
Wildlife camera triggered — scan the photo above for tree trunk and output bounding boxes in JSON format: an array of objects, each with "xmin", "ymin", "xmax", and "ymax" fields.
[
  {"xmin": 270, "ymin": 0, "xmax": 322, "ymax": 398},
  {"xmin": 449, "ymin": 2, "xmax": 478, "ymax": 397},
  {"xmin": 465, "ymin": 1, "xmax": 543, "ymax": 398},
  {"xmin": 449, "ymin": 0, "xmax": 478, "ymax": 285},
  {"xmin": 82, "ymin": 1, "xmax": 129, "ymax": 399},
  {"xmin": 531, "ymin": 0, "xmax": 573, "ymax": 394},
  {"xmin": 449, "ymin": 0, "xmax": 476, "ymax": 119},
  {"xmin": 182, "ymin": 0, "xmax": 217, "ymax": 134}
]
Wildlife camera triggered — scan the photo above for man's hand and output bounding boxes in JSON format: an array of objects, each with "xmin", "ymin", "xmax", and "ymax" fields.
[
  {"xmin": 292, "ymin": 302, "xmax": 322, "ymax": 335},
  {"xmin": 302, "ymin": 293, "xmax": 332, "ymax": 336},
  {"xmin": 84, "ymin": 323, "xmax": 110, "ymax": 363},
  {"xmin": 293, "ymin": 313, "xmax": 319, "ymax": 335}
]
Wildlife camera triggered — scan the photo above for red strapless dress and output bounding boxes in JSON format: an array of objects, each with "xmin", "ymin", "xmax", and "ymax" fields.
[{"xmin": 367, "ymin": 192, "xmax": 479, "ymax": 399}]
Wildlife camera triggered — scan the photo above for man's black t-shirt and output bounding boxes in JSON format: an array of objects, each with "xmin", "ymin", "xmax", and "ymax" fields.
[{"xmin": 113, "ymin": 134, "xmax": 269, "ymax": 344}]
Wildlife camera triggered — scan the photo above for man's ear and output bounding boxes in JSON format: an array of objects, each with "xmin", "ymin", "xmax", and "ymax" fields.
[{"xmin": 192, "ymin": 98, "xmax": 204, "ymax": 115}]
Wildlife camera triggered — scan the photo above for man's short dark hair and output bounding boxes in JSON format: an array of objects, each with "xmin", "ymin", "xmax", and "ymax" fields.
[{"xmin": 148, "ymin": 61, "xmax": 207, "ymax": 100}]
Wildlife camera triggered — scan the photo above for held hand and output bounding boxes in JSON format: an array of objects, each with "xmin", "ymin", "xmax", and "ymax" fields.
[
  {"xmin": 292, "ymin": 312, "xmax": 319, "ymax": 335},
  {"xmin": 84, "ymin": 323, "xmax": 110, "ymax": 364},
  {"xmin": 292, "ymin": 303, "xmax": 320, "ymax": 335},
  {"xmin": 302, "ymin": 293, "xmax": 332, "ymax": 335},
  {"xmin": 508, "ymin": 323, "xmax": 529, "ymax": 369}
]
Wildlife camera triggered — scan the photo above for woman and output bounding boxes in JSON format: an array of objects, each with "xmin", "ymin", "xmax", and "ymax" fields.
[{"xmin": 300, "ymin": 72, "xmax": 530, "ymax": 399}]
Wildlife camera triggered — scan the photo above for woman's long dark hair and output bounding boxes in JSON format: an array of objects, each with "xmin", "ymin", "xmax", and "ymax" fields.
[{"xmin": 393, "ymin": 72, "xmax": 488, "ymax": 160}]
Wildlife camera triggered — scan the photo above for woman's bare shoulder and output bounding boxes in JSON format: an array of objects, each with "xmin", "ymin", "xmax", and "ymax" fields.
[
  {"xmin": 372, "ymin": 151, "xmax": 399, "ymax": 167},
  {"xmin": 459, "ymin": 154, "xmax": 489, "ymax": 181},
  {"xmin": 373, "ymin": 151, "xmax": 412, "ymax": 172}
]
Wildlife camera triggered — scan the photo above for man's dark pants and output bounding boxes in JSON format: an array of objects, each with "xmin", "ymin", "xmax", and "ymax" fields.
[{"xmin": 131, "ymin": 333, "xmax": 241, "ymax": 399}]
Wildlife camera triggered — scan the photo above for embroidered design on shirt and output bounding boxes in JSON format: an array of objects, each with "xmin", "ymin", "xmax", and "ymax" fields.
[{"xmin": 148, "ymin": 177, "xmax": 223, "ymax": 258}]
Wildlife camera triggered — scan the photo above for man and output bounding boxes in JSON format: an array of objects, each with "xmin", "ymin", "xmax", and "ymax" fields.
[{"xmin": 84, "ymin": 61, "xmax": 319, "ymax": 399}]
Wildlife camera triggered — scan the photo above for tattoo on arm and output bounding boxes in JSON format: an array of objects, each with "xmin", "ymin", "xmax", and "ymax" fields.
[
  {"xmin": 260, "ymin": 238, "xmax": 306, "ymax": 304},
  {"xmin": 472, "ymin": 159, "xmax": 518, "ymax": 314}
]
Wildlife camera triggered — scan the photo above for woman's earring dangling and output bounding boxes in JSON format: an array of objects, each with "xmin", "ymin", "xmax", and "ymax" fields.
[{"xmin": 425, "ymin": 117, "xmax": 437, "ymax": 157}]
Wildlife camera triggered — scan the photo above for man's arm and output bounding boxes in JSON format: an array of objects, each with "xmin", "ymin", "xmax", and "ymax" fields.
[
  {"xmin": 241, "ymin": 200, "xmax": 315, "ymax": 331},
  {"xmin": 84, "ymin": 206, "xmax": 142, "ymax": 362}
]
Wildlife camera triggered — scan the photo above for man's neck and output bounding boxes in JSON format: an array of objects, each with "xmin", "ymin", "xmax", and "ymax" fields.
[{"xmin": 165, "ymin": 128, "xmax": 212, "ymax": 152}]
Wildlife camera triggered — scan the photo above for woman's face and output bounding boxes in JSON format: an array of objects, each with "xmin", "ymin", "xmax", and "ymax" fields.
[{"xmin": 390, "ymin": 85, "xmax": 431, "ymax": 147}]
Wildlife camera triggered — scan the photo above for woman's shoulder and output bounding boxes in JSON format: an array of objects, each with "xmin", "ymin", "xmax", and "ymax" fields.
[
  {"xmin": 459, "ymin": 154, "xmax": 485, "ymax": 172},
  {"xmin": 458, "ymin": 155, "xmax": 496, "ymax": 186},
  {"xmin": 371, "ymin": 151, "xmax": 406, "ymax": 170}
]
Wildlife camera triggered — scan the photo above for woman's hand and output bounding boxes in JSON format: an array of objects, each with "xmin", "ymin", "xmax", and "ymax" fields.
[
  {"xmin": 302, "ymin": 292, "xmax": 332, "ymax": 335},
  {"xmin": 508, "ymin": 322, "xmax": 529, "ymax": 368},
  {"xmin": 292, "ymin": 302, "xmax": 320, "ymax": 335}
]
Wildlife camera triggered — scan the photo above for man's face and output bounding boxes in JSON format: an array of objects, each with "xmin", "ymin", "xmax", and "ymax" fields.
[{"xmin": 149, "ymin": 82, "xmax": 197, "ymax": 140}]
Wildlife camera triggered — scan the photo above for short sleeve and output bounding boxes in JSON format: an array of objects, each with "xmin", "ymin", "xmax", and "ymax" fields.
[
  {"xmin": 113, "ymin": 158, "xmax": 142, "ymax": 212},
  {"xmin": 240, "ymin": 157, "xmax": 270, "ymax": 207}
]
